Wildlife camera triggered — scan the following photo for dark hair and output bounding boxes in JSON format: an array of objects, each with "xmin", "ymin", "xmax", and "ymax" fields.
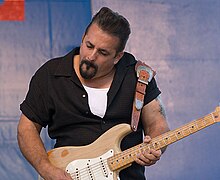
[{"xmin": 85, "ymin": 7, "xmax": 131, "ymax": 52}]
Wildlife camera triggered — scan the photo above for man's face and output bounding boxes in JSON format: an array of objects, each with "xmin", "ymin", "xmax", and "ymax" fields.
[{"xmin": 79, "ymin": 23, "xmax": 123, "ymax": 80}]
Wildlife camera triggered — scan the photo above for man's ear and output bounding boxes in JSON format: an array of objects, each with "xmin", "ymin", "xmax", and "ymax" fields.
[{"xmin": 114, "ymin": 51, "xmax": 124, "ymax": 64}]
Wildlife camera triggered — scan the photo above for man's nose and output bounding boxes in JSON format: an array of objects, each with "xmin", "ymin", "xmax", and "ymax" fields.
[{"xmin": 88, "ymin": 49, "xmax": 97, "ymax": 61}]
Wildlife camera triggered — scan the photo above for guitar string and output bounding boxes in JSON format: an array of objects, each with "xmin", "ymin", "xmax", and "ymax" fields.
[
  {"xmin": 68, "ymin": 114, "xmax": 216, "ymax": 177},
  {"xmin": 70, "ymin": 169, "xmax": 110, "ymax": 180},
  {"xmin": 70, "ymin": 169, "xmax": 109, "ymax": 180},
  {"xmin": 68, "ymin": 159, "xmax": 110, "ymax": 179}
]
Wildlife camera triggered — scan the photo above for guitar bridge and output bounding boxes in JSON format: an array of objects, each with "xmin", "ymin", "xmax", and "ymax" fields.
[{"xmin": 66, "ymin": 150, "xmax": 114, "ymax": 180}]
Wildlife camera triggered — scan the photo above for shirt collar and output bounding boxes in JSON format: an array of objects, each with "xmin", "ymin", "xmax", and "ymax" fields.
[
  {"xmin": 115, "ymin": 51, "xmax": 136, "ymax": 69},
  {"xmin": 53, "ymin": 47, "xmax": 80, "ymax": 77}
]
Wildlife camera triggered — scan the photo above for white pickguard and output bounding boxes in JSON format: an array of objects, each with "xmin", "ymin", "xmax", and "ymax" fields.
[{"xmin": 66, "ymin": 149, "xmax": 118, "ymax": 180}]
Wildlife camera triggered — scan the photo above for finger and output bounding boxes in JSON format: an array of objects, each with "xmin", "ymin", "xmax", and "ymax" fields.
[
  {"xmin": 136, "ymin": 152, "xmax": 158, "ymax": 166},
  {"xmin": 149, "ymin": 149, "xmax": 162, "ymax": 159},
  {"xmin": 135, "ymin": 153, "xmax": 152, "ymax": 166},
  {"xmin": 143, "ymin": 135, "xmax": 151, "ymax": 143},
  {"xmin": 136, "ymin": 158, "xmax": 154, "ymax": 166},
  {"xmin": 139, "ymin": 150, "xmax": 156, "ymax": 162},
  {"xmin": 142, "ymin": 150, "xmax": 160, "ymax": 161}
]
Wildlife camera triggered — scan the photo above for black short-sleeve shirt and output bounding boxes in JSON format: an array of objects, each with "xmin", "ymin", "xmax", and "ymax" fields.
[{"xmin": 20, "ymin": 47, "xmax": 161, "ymax": 180}]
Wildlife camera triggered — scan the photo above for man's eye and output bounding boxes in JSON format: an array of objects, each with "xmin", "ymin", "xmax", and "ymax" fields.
[
  {"xmin": 100, "ymin": 52, "xmax": 107, "ymax": 56},
  {"xmin": 86, "ymin": 44, "xmax": 93, "ymax": 49},
  {"xmin": 99, "ymin": 51, "xmax": 108, "ymax": 56}
]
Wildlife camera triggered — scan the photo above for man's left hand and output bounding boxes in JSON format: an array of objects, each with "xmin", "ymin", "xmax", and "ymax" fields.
[{"xmin": 135, "ymin": 135, "xmax": 162, "ymax": 166}]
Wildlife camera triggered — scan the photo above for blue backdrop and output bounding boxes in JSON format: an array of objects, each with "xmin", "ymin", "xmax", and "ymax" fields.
[
  {"xmin": 0, "ymin": 0, "xmax": 91, "ymax": 179},
  {"xmin": 0, "ymin": 0, "xmax": 220, "ymax": 179},
  {"xmin": 92, "ymin": 0, "xmax": 220, "ymax": 180}
]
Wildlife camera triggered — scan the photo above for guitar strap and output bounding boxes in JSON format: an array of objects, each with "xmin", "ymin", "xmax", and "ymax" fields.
[{"xmin": 131, "ymin": 60, "xmax": 156, "ymax": 131}]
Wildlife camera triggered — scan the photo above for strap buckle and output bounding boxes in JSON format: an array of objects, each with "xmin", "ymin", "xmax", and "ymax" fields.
[{"xmin": 136, "ymin": 65, "xmax": 154, "ymax": 84}]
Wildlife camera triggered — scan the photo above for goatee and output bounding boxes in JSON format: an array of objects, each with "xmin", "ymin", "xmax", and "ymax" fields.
[{"xmin": 79, "ymin": 59, "xmax": 98, "ymax": 79}]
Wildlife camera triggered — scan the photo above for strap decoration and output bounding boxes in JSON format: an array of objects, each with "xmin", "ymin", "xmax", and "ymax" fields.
[{"xmin": 131, "ymin": 60, "xmax": 156, "ymax": 131}]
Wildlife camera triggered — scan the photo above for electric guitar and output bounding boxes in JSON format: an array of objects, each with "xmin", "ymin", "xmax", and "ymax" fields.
[{"xmin": 40, "ymin": 106, "xmax": 220, "ymax": 180}]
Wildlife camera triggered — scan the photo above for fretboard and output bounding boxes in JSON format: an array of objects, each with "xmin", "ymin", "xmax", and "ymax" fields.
[{"xmin": 108, "ymin": 109, "xmax": 219, "ymax": 171}]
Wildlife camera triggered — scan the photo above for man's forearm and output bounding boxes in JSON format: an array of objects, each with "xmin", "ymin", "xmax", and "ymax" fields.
[{"xmin": 17, "ymin": 115, "xmax": 51, "ymax": 177}]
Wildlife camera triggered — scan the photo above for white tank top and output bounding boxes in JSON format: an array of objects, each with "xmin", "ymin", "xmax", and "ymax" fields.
[{"xmin": 83, "ymin": 85, "xmax": 109, "ymax": 118}]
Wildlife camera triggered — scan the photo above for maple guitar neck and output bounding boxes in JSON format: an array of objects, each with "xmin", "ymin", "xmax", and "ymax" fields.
[{"xmin": 108, "ymin": 106, "xmax": 220, "ymax": 171}]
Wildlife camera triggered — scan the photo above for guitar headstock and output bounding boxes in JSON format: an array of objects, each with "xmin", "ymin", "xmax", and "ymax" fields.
[{"xmin": 213, "ymin": 106, "xmax": 220, "ymax": 122}]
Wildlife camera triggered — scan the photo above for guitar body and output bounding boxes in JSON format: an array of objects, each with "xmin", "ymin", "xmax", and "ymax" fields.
[
  {"xmin": 38, "ymin": 106, "xmax": 220, "ymax": 180},
  {"xmin": 42, "ymin": 124, "xmax": 132, "ymax": 180}
]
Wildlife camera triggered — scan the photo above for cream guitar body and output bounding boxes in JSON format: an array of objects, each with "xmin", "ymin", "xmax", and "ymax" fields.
[
  {"xmin": 39, "ymin": 106, "xmax": 220, "ymax": 180},
  {"xmin": 40, "ymin": 124, "xmax": 132, "ymax": 180}
]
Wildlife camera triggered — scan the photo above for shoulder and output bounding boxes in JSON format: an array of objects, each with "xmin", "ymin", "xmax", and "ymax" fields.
[
  {"xmin": 117, "ymin": 52, "xmax": 156, "ymax": 76},
  {"xmin": 121, "ymin": 51, "xmax": 137, "ymax": 65},
  {"xmin": 34, "ymin": 48, "xmax": 78, "ymax": 78},
  {"xmin": 115, "ymin": 51, "xmax": 137, "ymax": 72}
]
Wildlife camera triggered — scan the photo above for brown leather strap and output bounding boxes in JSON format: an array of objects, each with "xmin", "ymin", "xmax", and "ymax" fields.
[{"xmin": 131, "ymin": 60, "xmax": 156, "ymax": 131}]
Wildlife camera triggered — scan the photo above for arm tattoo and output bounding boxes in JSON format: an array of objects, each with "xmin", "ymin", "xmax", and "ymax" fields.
[{"xmin": 155, "ymin": 95, "xmax": 166, "ymax": 118}]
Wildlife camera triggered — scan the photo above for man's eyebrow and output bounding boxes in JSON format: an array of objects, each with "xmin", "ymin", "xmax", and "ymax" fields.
[
  {"xmin": 86, "ymin": 41, "xmax": 94, "ymax": 47},
  {"xmin": 98, "ymin": 48, "xmax": 110, "ymax": 54}
]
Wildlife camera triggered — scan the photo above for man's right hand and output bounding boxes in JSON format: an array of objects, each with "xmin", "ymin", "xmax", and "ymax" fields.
[{"xmin": 40, "ymin": 166, "xmax": 72, "ymax": 180}]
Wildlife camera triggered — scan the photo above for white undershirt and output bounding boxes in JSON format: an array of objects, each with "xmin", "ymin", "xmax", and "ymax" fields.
[{"xmin": 83, "ymin": 85, "xmax": 109, "ymax": 118}]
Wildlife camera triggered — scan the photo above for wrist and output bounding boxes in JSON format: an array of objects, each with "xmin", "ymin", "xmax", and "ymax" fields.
[{"xmin": 37, "ymin": 159, "xmax": 55, "ymax": 178}]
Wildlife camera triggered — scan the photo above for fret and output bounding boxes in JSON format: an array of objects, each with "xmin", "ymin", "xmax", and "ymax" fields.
[
  {"xmin": 163, "ymin": 135, "xmax": 171, "ymax": 145},
  {"xmin": 151, "ymin": 142, "xmax": 156, "ymax": 149},
  {"xmin": 148, "ymin": 143, "xmax": 154, "ymax": 150},
  {"xmin": 144, "ymin": 144, "xmax": 151, "ymax": 151},
  {"xmin": 170, "ymin": 134, "xmax": 178, "ymax": 142},
  {"xmin": 202, "ymin": 116, "xmax": 207, "ymax": 127},
  {"xmin": 150, "ymin": 142, "xmax": 155, "ymax": 149},
  {"xmin": 158, "ymin": 139, "xmax": 166, "ymax": 148},
  {"xmin": 138, "ymin": 144, "xmax": 144, "ymax": 152},
  {"xmin": 204, "ymin": 115, "xmax": 214, "ymax": 125},
  {"xmin": 211, "ymin": 113, "xmax": 216, "ymax": 122},
  {"xmin": 176, "ymin": 130, "xmax": 184, "ymax": 139},
  {"xmin": 182, "ymin": 128, "xmax": 191, "ymax": 136},
  {"xmin": 188, "ymin": 122, "xmax": 197, "ymax": 133},
  {"xmin": 151, "ymin": 141, "xmax": 160, "ymax": 150},
  {"xmin": 196, "ymin": 118, "xmax": 206, "ymax": 129},
  {"xmin": 194, "ymin": 120, "xmax": 199, "ymax": 130},
  {"xmin": 155, "ymin": 141, "xmax": 161, "ymax": 149}
]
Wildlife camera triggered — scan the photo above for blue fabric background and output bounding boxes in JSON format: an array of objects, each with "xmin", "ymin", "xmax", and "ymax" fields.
[
  {"xmin": 0, "ymin": 0, "xmax": 91, "ymax": 179},
  {"xmin": 0, "ymin": 0, "xmax": 220, "ymax": 179},
  {"xmin": 92, "ymin": 1, "xmax": 220, "ymax": 180}
]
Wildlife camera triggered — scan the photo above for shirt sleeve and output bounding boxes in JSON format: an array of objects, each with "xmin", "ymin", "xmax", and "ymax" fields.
[
  {"xmin": 20, "ymin": 66, "xmax": 50, "ymax": 128},
  {"xmin": 143, "ymin": 77, "xmax": 161, "ymax": 105}
]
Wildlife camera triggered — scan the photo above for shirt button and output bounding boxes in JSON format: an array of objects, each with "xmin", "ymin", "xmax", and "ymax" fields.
[
  {"xmin": 82, "ymin": 94, "xmax": 86, "ymax": 98},
  {"xmin": 85, "ymin": 111, "xmax": 89, "ymax": 114},
  {"xmin": 103, "ymin": 121, "xmax": 106, "ymax": 124}
]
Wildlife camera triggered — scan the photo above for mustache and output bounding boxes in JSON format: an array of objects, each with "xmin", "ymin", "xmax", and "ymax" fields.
[
  {"xmin": 80, "ymin": 59, "xmax": 97, "ymax": 69},
  {"xmin": 79, "ymin": 59, "xmax": 98, "ymax": 79}
]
